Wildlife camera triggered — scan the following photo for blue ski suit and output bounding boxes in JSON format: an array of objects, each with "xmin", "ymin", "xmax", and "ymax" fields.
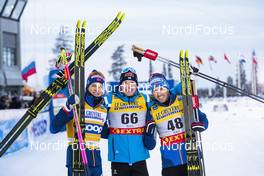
[
  {"xmin": 51, "ymin": 92, "xmax": 108, "ymax": 176},
  {"xmin": 144, "ymin": 83, "xmax": 209, "ymax": 169}
]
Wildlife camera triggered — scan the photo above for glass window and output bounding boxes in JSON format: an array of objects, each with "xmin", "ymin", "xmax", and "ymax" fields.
[
  {"xmin": 0, "ymin": 0, "xmax": 7, "ymax": 13},
  {"xmin": 2, "ymin": 0, "xmax": 16, "ymax": 17},
  {"xmin": 11, "ymin": 0, "xmax": 27, "ymax": 20},
  {"xmin": 3, "ymin": 32, "xmax": 16, "ymax": 48},
  {"xmin": 3, "ymin": 47, "xmax": 16, "ymax": 66}
]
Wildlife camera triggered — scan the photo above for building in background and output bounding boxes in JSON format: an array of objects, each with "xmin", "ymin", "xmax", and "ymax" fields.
[{"xmin": 0, "ymin": 0, "xmax": 27, "ymax": 95}]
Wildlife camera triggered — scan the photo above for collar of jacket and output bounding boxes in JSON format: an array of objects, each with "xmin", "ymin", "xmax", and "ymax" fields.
[
  {"xmin": 114, "ymin": 89, "xmax": 140, "ymax": 103},
  {"xmin": 152, "ymin": 90, "xmax": 177, "ymax": 107},
  {"xmin": 85, "ymin": 92, "xmax": 103, "ymax": 108}
]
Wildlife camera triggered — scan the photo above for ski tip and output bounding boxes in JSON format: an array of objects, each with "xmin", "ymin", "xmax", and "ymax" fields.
[
  {"xmin": 82, "ymin": 20, "xmax": 87, "ymax": 28},
  {"xmin": 117, "ymin": 11, "xmax": 122, "ymax": 19},
  {"xmin": 116, "ymin": 11, "xmax": 125, "ymax": 21},
  {"xmin": 77, "ymin": 20, "xmax": 81, "ymax": 28},
  {"xmin": 180, "ymin": 50, "xmax": 184, "ymax": 58},
  {"xmin": 185, "ymin": 50, "xmax": 189, "ymax": 58},
  {"xmin": 120, "ymin": 12, "xmax": 125, "ymax": 21}
]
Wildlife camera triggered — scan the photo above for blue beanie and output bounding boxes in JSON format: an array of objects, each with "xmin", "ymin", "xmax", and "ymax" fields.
[
  {"xmin": 86, "ymin": 70, "xmax": 105, "ymax": 88},
  {"xmin": 120, "ymin": 67, "xmax": 138, "ymax": 85},
  {"xmin": 149, "ymin": 73, "xmax": 169, "ymax": 91}
]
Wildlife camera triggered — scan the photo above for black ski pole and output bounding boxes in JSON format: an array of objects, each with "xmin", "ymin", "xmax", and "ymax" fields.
[{"xmin": 132, "ymin": 45, "xmax": 264, "ymax": 104}]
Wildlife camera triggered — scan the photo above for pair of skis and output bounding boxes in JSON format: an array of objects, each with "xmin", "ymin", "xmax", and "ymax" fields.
[
  {"xmin": 0, "ymin": 11, "xmax": 125, "ymax": 157},
  {"xmin": 72, "ymin": 20, "xmax": 88, "ymax": 176},
  {"xmin": 60, "ymin": 20, "xmax": 88, "ymax": 175},
  {"xmin": 179, "ymin": 51, "xmax": 206, "ymax": 176},
  {"xmin": 57, "ymin": 40, "xmax": 88, "ymax": 175}
]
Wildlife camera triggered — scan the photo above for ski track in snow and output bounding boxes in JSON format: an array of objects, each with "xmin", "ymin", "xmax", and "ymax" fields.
[{"xmin": 0, "ymin": 98, "xmax": 264, "ymax": 176}]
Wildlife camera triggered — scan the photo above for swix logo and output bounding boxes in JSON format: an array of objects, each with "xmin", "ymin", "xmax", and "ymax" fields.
[{"xmin": 124, "ymin": 72, "xmax": 134, "ymax": 77}]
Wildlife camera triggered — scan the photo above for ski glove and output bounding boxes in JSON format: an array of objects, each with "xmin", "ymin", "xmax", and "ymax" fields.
[
  {"xmin": 65, "ymin": 94, "xmax": 79, "ymax": 111},
  {"xmin": 191, "ymin": 122, "xmax": 206, "ymax": 132},
  {"xmin": 145, "ymin": 121, "xmax": 156, "ymax": 136}
]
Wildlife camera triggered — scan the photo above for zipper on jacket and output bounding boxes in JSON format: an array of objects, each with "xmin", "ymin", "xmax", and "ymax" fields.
[
  {"xmin": 127, "ymin": 135, "xmax": 131, "ymax": 163},
  {"xmin": 112, "ymin": 138, "xmax": 115, "ymax": 160},
  {"xmin": 178, "ymin": 143, "xmax": 184, "ymax": 164},
  {"xmin": 92, "ymin": 149, "xmax": 96, "ymax": 167}
]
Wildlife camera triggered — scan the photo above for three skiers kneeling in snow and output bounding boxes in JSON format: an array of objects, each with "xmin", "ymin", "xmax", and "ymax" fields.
[{"xmin": 51, "ymin": 67, "xmax": 208, "ymax": 176}]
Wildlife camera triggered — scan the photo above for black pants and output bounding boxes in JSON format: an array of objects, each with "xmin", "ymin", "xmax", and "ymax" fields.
[
  {"xmin": 162, "ymin": 164, "xmax": 188, "ymax": 176},
  {"xmin": 111, "ymin": 160, "xmax": 149, "ymax": 176}
]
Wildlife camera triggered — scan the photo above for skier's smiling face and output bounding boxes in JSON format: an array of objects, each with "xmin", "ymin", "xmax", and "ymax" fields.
[
  {"xmin": 152, "ymin": 87, "xmax": 169, "ymax": 103},
  {"xmin": 120, "ymin": 80, "xmax": 137, "ymax": 97},
  {"xmin": 88, "ymin": 83, "xmax": 104, "ymax": 97}
]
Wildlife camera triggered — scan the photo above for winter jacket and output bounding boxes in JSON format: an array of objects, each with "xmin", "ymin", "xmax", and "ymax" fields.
[
  {"xmin": 51, "ymin": 93, "xmax": 107, "ymax": 167},
  {"xmin": 104, "ymin": 89, "xmax": 150, "ymax": 164},
  {"xmin": 144, "ymin": 83, "xmax": 209, "ymax": 168}
]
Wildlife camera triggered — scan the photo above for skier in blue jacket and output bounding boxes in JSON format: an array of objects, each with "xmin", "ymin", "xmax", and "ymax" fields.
[
  {"xmin": 144, "ymin": 73, "xmax": 209, "ymax": 176},
  {"xmin": 103, "ymin": 67, "xmax": 150, "ymax": 176},
  {"xmin": 51, "ymin": 70, "xmax": 107, "ymax": 176}
]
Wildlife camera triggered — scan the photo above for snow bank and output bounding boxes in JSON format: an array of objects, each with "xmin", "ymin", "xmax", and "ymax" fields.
[{"xmin": 0, "ymin": 97, "xmax": 264, "ymax": 176}]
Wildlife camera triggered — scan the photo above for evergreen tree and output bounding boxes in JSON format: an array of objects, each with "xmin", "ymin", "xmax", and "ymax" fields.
[
  {"xmin": 49, "ymin": 26, "xmax": 73, "ymax": 70},
  {"xmin": 226, "ymin": 76, "xmax": 237, "ymax": 97},
  {"xmin": 213, "ymin": 78, "xmax": 224, "ymax": 97},
  {"xmin": 239, "ymin": 60, "xmax": 247, "ymax": 90},
  {"xmin": 109, "ymin": 45, "xmax": 127, "ymax": 81}
]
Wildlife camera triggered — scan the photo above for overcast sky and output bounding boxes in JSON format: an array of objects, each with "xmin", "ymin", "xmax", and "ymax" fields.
[{"xmin": 19, "ymin": 0, "xmax": 264, "ymax": 90}]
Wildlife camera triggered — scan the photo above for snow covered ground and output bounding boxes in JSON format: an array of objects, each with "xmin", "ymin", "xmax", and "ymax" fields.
[{"xmin": 0, "ymin": 97, "xmax": 264, "ymax": 176}]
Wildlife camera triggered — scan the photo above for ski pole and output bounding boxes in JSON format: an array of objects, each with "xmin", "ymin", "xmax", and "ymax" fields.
[
  {"xmin": 191, "ymin": 80, "xmax": 206, "ymax": 176},
  {"xmin": 132, "ymin": 45, "xmax": 264, "ymax": 104},
  {"xmin": 57, "ymin": 48, "xmax": 89, "ymax": 176}
]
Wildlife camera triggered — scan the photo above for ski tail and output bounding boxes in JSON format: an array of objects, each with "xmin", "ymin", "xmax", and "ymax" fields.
[
  {"xmin": 192, "ymin": 80, "xmax": 206, "ymax": 176},
  {"xmin": 180, "ymin": 50, "xmax": 205, "ymax": 176}
]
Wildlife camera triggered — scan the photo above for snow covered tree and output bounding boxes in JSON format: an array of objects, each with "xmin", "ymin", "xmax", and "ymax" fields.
[
  {"xmin": 213, "ymin": 78, "xmax": 224, "ymax": 97},
  {"xmin": 239, "ymin": 59, "xmax": 247, "ymax": 91},
  {"xmin": 109, "ymin": 45, "xmax": 127, "ymax": 81},
  {"xmin": 52, "ymin": 26, "xmax": 73, "ymax": 54},
  {"xmin": 49, "ymin": 26, "xmax": 73, "ymax": 70},
  {"xmin": 240, "ymin": 66, "xmax": 247, "ymax": 90},
  {"xmin": 226, "ymin": 76, "xmax": 237, "ymax": 97}
]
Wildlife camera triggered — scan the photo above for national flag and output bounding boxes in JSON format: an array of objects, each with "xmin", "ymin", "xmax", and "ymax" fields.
[
  {"xmin": 252, "ymin": 50, "xmax": 257, "ymax": 65},
  {"xmin": 239, "ymin": 58, "xmax": 246, "ymax": 64},
  {"xmin": 21, "ymin": 61, "xmax": 37, "ymax": 81},
  {"xmin": 224, "ymin": 53, "xmax": 231, "ymax": 64},
  {"xmin": 208, "ymin": 55, "xmax": 217, "ymax": 63},
  {"xmin": 195, "ymin": 56, "xmax": 203, "ymax": 65},
  {"xmin": 239, "ymin": 54, "xmax": 246, "ymax": 64}
]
